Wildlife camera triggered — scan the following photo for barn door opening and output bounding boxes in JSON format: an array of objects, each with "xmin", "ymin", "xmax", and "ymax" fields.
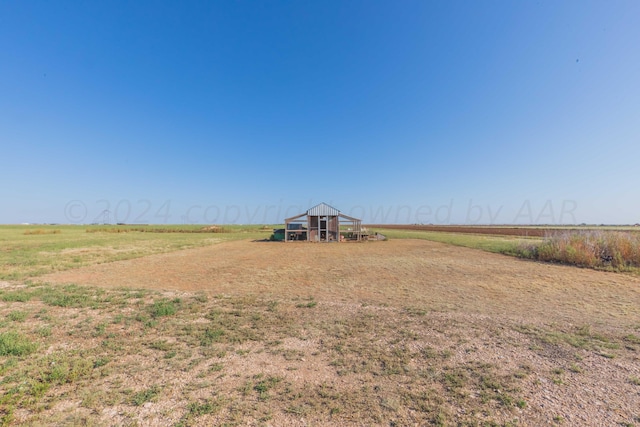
[{"xmin": 320, "ymin": 218, "xmax": 327, "ymax": 241}]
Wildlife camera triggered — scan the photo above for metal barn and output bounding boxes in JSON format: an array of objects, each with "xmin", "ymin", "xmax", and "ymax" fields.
[{"xmin": 284, "ymin": 203, "xmax": 362, "ymax": 242}]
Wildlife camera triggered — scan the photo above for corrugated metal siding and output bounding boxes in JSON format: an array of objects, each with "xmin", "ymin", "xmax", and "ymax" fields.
[{"xmin": 307, "ymin": 203, "xmax": 340, "ymax": 216}]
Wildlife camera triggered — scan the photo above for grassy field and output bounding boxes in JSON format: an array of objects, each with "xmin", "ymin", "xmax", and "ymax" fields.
[
  {"xmin": 370, "ymin": 228, "xmax": 539, "ymax": 255},
  {"xmin": 4, "ymin": 225, "xmax": 636, "ymax": 282},
  {"xmin": 0, "ymin": 225, "xmax": 273, "ymax": 281},
  {"xmin": 1, "ymin": 225, "xmax": 640, "ymax": 426},
  {"xmin": 373, "ymin": 227, "xmax": 640, "ymax": 274}
]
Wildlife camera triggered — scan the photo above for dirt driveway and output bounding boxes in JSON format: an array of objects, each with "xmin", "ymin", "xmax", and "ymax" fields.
[{"xmin": 41, "ymin": 239, "xmax": 640, "ymax": 328}]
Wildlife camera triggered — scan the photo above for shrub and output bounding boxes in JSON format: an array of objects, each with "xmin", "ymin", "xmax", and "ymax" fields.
[{"xmin": 520, "ymin": 230, "xmax": 640, "ymax": 270}]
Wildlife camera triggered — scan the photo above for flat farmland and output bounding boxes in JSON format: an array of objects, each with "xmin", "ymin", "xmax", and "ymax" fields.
[
  {"xmin": 2, "ymin": 230, "xmax": 640, "ymax": 426},
  {"xmin": 370, "ymin": 224, "xmax": 640, "ymax": 237},
  {"xmin": 369, "ymin": 225, "xmax": 554, "ymax": 237}
]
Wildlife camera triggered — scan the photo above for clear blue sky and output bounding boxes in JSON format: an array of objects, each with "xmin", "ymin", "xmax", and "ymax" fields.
[{"xmin": 1, "ymin": 1, "xmax": 638, "ymax": 224}]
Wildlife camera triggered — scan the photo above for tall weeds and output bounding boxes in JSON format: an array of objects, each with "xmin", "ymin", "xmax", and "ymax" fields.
[
  {"xmin": 24, "ymin": 229, "xmax": 61, "ymax": 235},
  {"xmin": 521, "ymin": 230, "xmax": 640, "ymax": 270}
]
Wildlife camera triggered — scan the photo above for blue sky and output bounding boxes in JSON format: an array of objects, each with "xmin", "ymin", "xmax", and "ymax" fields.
[{"xmin": 1, "ymin": 1, "xmax": 638, "ymax": 224}]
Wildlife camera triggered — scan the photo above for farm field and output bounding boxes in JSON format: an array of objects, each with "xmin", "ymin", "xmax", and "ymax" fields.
[
  {"xmin": 369, "ymin": 225, "xmax": 554, "ymax": 238},
  {"xmin": 1, "ymin": 226, "xmax": 640, "ymax": 426},
  {"xmin": 370, "ymin": 224, "xmax": 640, "ymax": 237},
  {"xmin": 0, "ymin": 225, "xmax": 273, "ymax": 281}
]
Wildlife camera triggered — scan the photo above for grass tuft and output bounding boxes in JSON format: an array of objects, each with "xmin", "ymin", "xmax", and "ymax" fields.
[
  {"xmin": 41, "ymin": 284, "xmax": 96, "ymax": 308},
  {"xmin": 253, "ymin": 376, "xmax": 282, "ymax": 400},
  {"xmin": 131, "ymin": 386, "xmax": 161, "ymax": 406},
  {"xmin": 1, "ymin": 290, "xmax": 35, "ymax": 302},
  {"xmin": 0, "ymin": 331, "xmax": 38, "ymax": 356},
  {"xmin": 149, "ymin": 298, "xmax": 181, "ymax": 317},
  {"xmin": 7, "ymin": 311, "xmax": 28, "ymax": 322}
]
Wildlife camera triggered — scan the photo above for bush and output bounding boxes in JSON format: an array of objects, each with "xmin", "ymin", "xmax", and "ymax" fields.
[{"xmin": 520, "ymin": 231, "xmax": 640, "ymax": 270}]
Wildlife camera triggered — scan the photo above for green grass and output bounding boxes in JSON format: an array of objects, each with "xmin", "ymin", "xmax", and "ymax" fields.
[
  {"xmin": 187, "ymin": 399, "xmax": 222, "ymax": 416},
  {"xmin": 375, "ymin": 227, "xmax": 640, "ymax": 274},
  {"xmin": 1, "ymin": 289, "xmax": 34, "ymax": 302},
  {"xmin": 373, "ymin": 228, "xmax": 538, "ymax": 255},
  {"xmin": 0, "ymin": 331, "xmax": 38, "ymax": 356},
  {"xmin": 253, "ymin": 375, "xmax": 283, "ymax": 400},
  {"xmin": 296, "ymin": 297, "xmax": 318, "ymax": 308},
  {"xmin": 514, "ymin": 323, "xmax": 621, "ymax": 359},
  {"xmin": 149, "ymin": 298, "xmax": 181, "ymax": 317},
  {"xmin": 0, "ymin": 224, "xmax": 275, "ymax": 280},
  {"xmin": 175, "ymin": 397, "xmax": 226, "ymax": 426},
  {"xmin": 4, "ymin": 225, "xmax": 637, "ymax": 282},
  {"xmin": 7, "ymin": 311, "xmax": 28, "ymax": 322},
  {"xmin": 131, "ymin": 386, "xmax": 161, "ymax": 406}
]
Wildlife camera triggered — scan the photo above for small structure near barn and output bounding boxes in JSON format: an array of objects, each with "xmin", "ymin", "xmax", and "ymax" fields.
[{"xmin": 284, "ymin": 203, "xmax": 363, "ymax": 242}]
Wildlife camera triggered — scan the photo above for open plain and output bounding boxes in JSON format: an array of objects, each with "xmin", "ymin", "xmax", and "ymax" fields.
[{"xmin": 2, "ymin": 231, "xmax": 640, "ymax": 426}]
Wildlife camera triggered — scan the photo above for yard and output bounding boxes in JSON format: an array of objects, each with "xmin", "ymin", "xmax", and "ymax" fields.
[{"xmin": 1, "ymin": 227, "xmax": 639, "ymax": 425}]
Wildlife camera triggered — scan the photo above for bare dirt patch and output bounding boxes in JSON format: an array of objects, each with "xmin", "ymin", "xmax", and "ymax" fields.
[{"xmin": 41, "ymin": 239, "xmax": 640, "ymax": 327}]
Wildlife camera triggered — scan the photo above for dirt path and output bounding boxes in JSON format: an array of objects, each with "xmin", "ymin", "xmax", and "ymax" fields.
[{"xmin": 41, "ymin": 239, "xmax": 640, "ymax": 328}]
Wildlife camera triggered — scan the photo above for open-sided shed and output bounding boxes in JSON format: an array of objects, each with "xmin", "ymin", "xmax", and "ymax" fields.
[{"xmin": 284, "ymin": 203, "xmax": 362, "ymax": 242}]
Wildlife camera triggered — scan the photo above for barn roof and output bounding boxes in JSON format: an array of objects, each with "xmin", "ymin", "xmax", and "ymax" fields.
[{"xmin": 307, "ymin": 202, "xmax": 340, "ymax": 216}]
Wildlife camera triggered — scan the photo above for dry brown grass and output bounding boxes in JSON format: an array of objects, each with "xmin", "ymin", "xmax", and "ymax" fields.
[
  {"xmin": 525, "ymin": 230, "xmax": 640, "ymax": 270},
  {"xmin": 22, "ymin": 229, "xmax": 61, "ymax": 235}
]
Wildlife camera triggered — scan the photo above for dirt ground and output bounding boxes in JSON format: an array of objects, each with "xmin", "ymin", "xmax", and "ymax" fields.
[
  {"xmin": 42, "ymin": 239, "xmax": 640, "ymax": 328},
  {"xmin": 34, "ymin": 239, "xmax": 640, "ymax": 426}
]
